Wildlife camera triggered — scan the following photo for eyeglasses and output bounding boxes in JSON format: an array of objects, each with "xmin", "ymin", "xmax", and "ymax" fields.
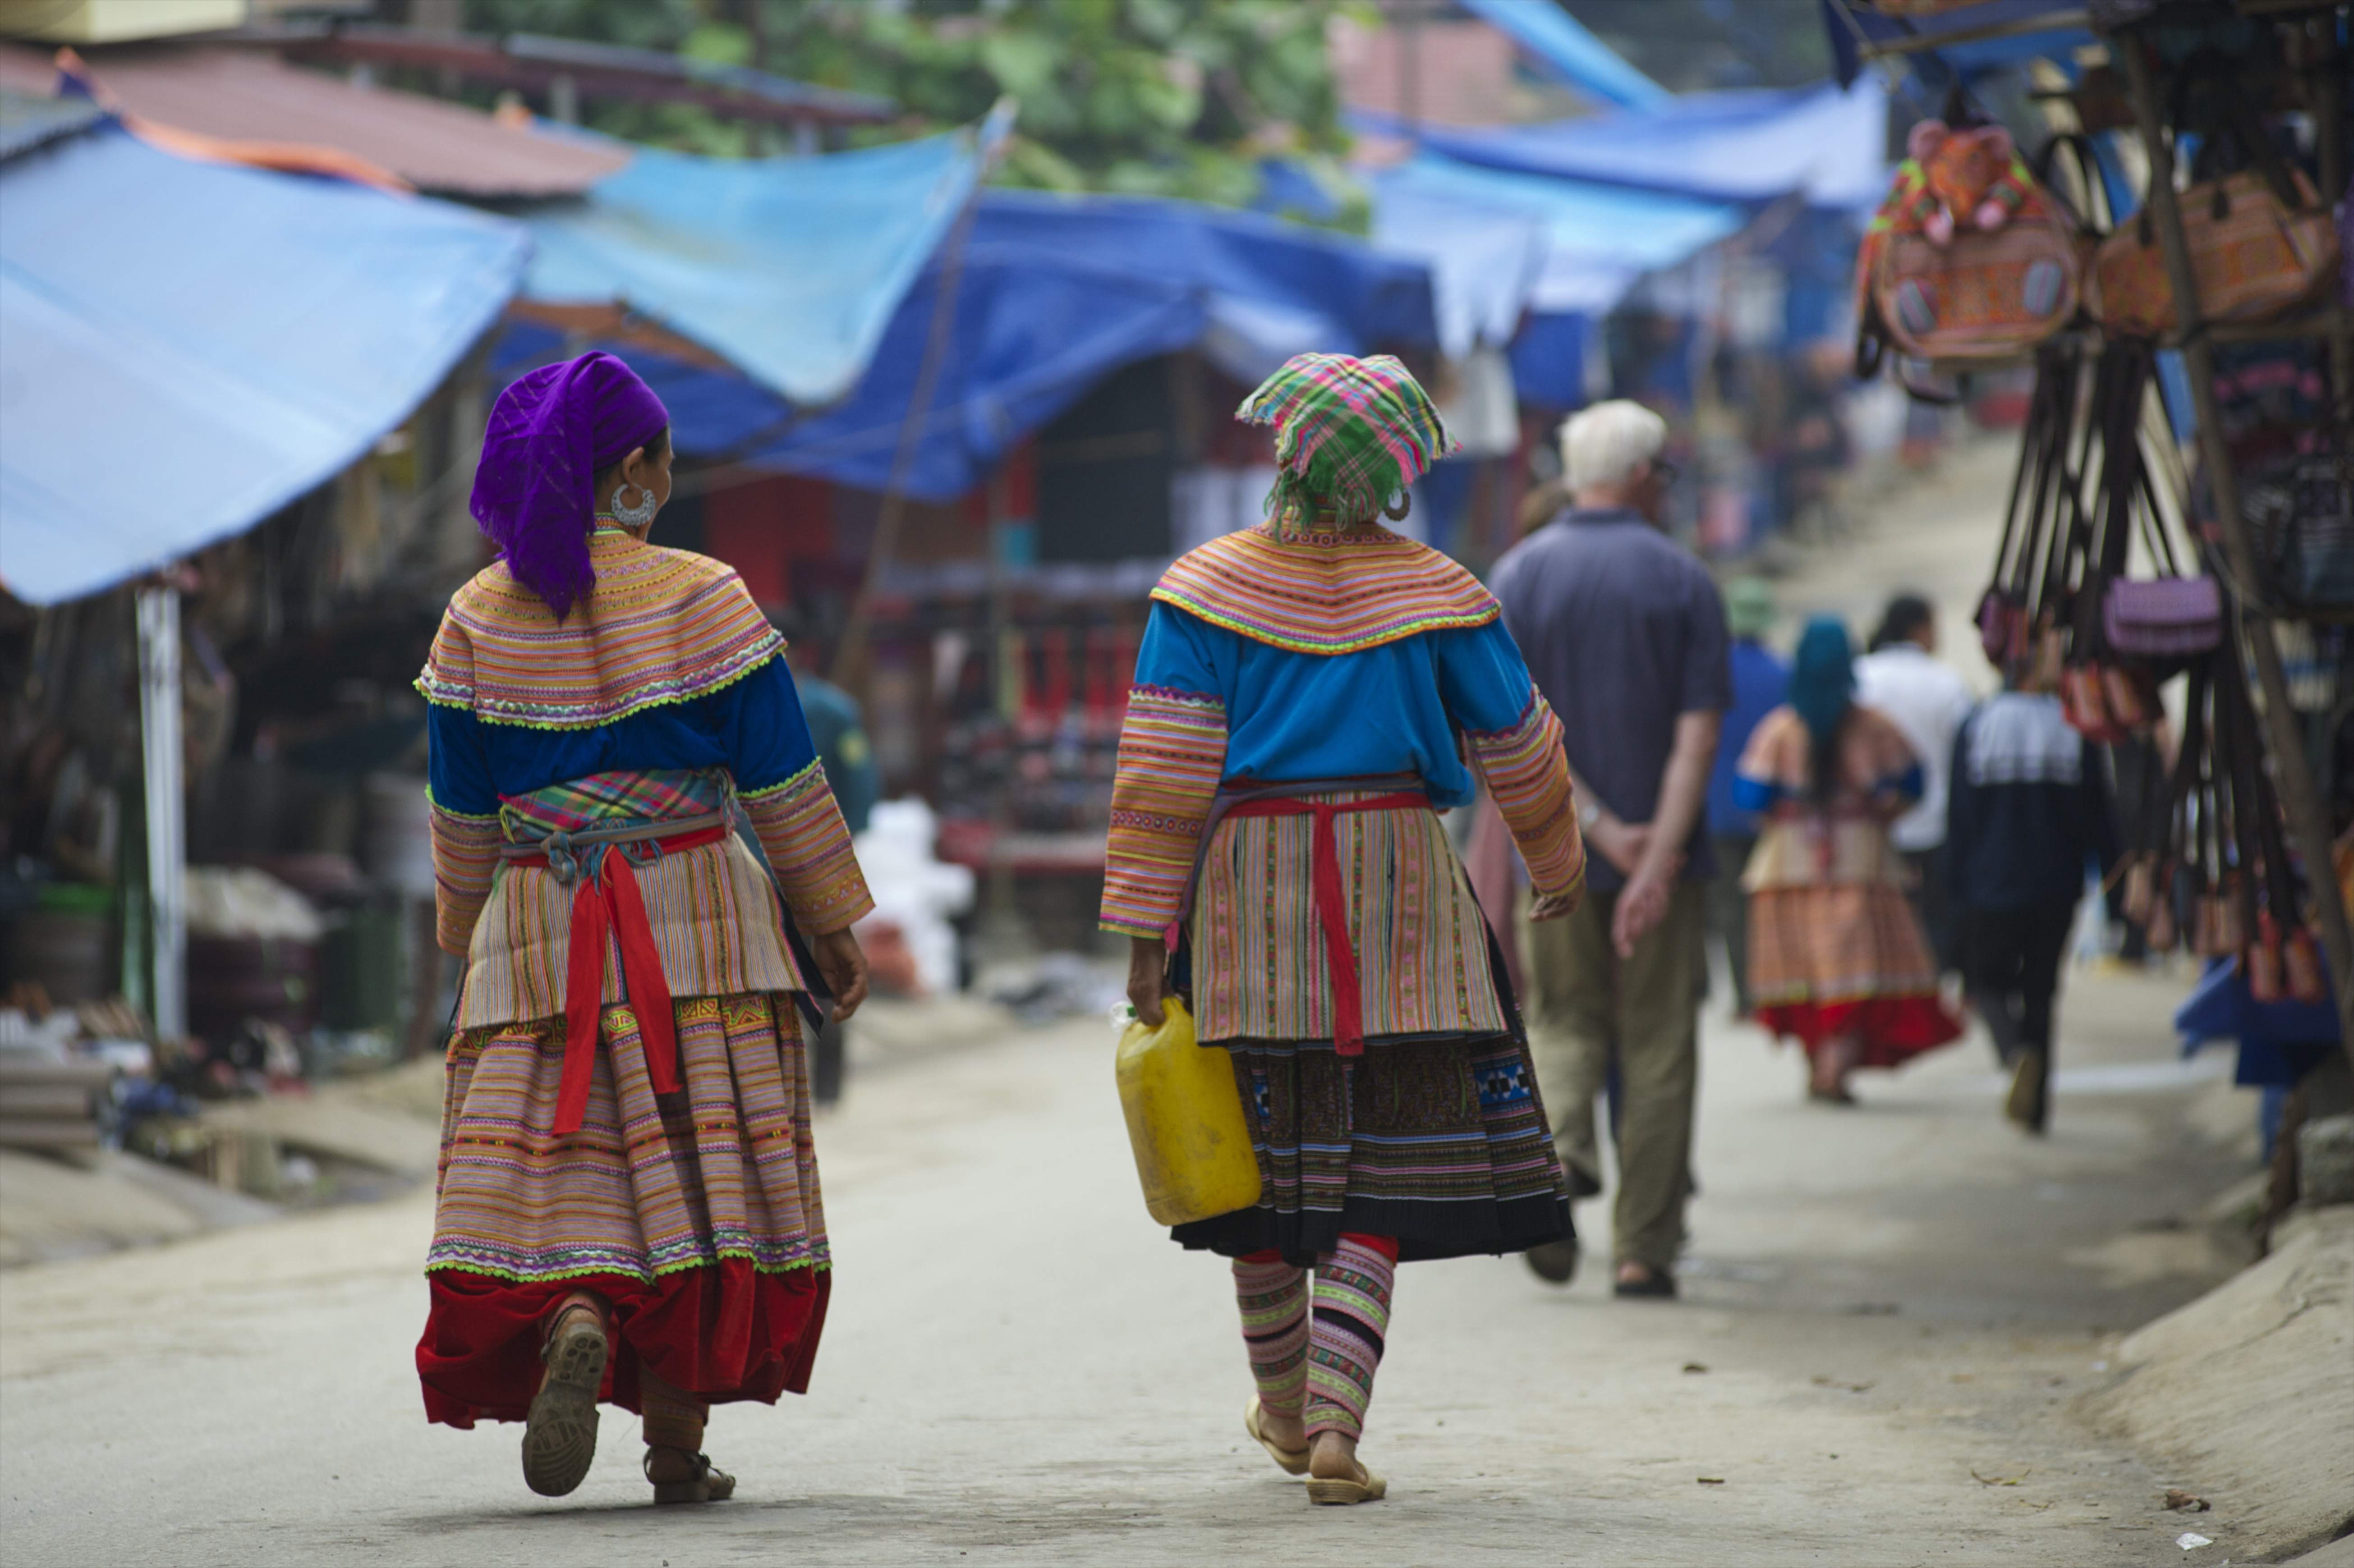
[{"xmin": 1648, "ymin": 458, "xmax": 1680, "ymax": 487}]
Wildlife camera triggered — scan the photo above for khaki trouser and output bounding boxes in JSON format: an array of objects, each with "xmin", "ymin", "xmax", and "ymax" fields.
[{"xmin": 1517, "ymin": 880, "xmax": 1705, "ymax": 1272}]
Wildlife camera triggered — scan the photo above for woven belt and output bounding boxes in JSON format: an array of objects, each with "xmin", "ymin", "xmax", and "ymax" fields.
[
  {"xmin": 500, "ymin": 810, "xmax": 731, "ymax": 1135},
  {"xmin": 1221, "ymin": 789, "xmax": 1430, "ymax": 1056}
]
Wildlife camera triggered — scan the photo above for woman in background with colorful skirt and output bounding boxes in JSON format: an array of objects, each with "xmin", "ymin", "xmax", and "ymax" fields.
[
  {"xmin": 1735, "ymin": 617, "xmax": 1961, "ymax": 1102},
  {"xmin": 1103, "ymin": 354, "xmax": 1587, "ymax": 1505},
  {"xmin": 413, "ymin": 352, "xmax": 874, "ymax": 1504}
]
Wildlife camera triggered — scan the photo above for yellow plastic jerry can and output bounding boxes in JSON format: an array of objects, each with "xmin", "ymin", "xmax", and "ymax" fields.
[{"xmin": 1115, "ymin": 998, "xmax": 1263, "ymax": 1227}]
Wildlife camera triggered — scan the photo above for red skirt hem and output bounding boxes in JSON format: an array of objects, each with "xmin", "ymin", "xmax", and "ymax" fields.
[
  {"xmin": 415, "ymin": 1259, "xmax": 830, "ymax": 1429},
  {"xmin": 1755, "ymin": 994, "xmax": 1962, "ymax": 1068}
]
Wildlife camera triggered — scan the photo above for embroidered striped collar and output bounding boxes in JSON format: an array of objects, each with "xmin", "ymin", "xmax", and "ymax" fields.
[
  {"xmin": 1151, "ymin": 523, "xmax": 1498, "ymax": 656},
  {"xmin": 416, "ymin": 533, "xmax": 782, "ymax": 728}
]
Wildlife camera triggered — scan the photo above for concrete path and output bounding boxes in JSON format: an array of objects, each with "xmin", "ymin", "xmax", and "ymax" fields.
[{"xmin": 0, "ymin": 962, "xmax": 2265, "ymax": 1567}]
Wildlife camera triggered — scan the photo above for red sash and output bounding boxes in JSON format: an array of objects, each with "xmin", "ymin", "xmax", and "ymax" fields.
[
  {"xmin": 1221, "ymin": 792, "xmax": 1428, "ymax": 1056},
  {"xmin": 503, "ymin": 822, "xmax": 731, "ymax": 1134}
]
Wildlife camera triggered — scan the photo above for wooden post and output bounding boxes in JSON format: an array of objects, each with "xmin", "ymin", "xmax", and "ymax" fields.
[
  {"xmin": 135, "ymin": 585, "xmax": 186, "ymax": 1041},
  {"xmin": 2117, "ymin": 40, "xmax": 2354, "ymax": 1054}
]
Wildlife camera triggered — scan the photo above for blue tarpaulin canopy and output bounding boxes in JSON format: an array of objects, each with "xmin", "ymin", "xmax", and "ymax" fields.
[
  {"xmin": 498, "ymin": 186, "xmax": 1438, "ymax": 503},
  {"xmin": 0, "ymin": 124, "xmax": 529, "ymax": 606},
  {"xmin": 1356, "ymin": 78, "xmax": 1891, "ymax": 209},
  {"xmin": 1456, "ymin": 0, "xmax": 1672, "ymax": 110},
  {"xmin": 1378, "ymin": 153, "xmax": 1745, "ymax": 324},
  {"xmin": 1821, "ymin": 1, "xmax": 2096, "ymax": 90},
  {"xmin": 520, "ymin": 115, "xmax": 1000, "ymax": 407}
]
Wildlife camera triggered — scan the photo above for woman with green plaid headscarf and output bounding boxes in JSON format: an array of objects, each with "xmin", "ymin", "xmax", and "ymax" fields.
[{"xmin": 1099, "ymin": 353, "xmax": 1591, "ymax": 1504}]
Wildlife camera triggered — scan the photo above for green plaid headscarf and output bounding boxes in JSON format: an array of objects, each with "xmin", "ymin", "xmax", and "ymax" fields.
[{"xmin": 1237, "ymin": 353, "xmax": 1458, "ymax": 536}]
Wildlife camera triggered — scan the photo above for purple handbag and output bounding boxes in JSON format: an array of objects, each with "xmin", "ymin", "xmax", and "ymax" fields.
[{"xmin": 2103, "ymin": 576, "xmax": 2221, "ymax": 657}]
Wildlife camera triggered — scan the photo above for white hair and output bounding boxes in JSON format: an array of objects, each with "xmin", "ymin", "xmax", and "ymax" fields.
[{"xmin": 1559, "ymin": 400, "xmax": 1668, "ymax": 491}]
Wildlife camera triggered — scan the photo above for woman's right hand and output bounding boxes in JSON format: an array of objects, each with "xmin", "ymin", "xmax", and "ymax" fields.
[
  {"xmin": 1127, "ymin": 936, "xmax": 1168, "ymax": 1028},
  {"xmin": 811, "ymin": 926, "xmax": 870, "ymax": 1022}
]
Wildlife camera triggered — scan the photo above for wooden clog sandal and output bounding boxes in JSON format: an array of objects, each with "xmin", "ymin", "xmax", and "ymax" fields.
[
  {"xmin": 1244, "ymin": 1395, "xmax": 1311, "ymax": 1476},
  {"xmin": 521, "ymin": 1309, "xmax": 607, "ymax": 1498},
  {"xmin": 646, "ymin": 1447, "xmax": 736, "ymax": 1505}
]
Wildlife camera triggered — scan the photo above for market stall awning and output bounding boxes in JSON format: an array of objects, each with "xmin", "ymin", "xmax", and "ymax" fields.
[
  {"xmin": 0, "ymin": 123, "xmax": 529, "ymax": 606},
  {"xmin": 1355, "ymin": 78, "xmax": 1891, "ymax": 209},
  {"xmin": 498, "ymin": 185, "xmax": 1439, "ymax": 502},
  {"xmin": 1375, "ymin": 152, "xmax": 1746, "ymax": 336},
  {"xmin": 520, "ymin": 114, "xmax": 1004, "ymax": 408},
  {"xmin": 1455, "ymin": 0, "xmax": 1671, "ymax": 110},
  {"xmin": 1821, "ymin": 1, "xmax": 2095, "ymax": 88},
  {"xmin": 0, "ymin": 42, "xmax": 629, "ymax": 197}
]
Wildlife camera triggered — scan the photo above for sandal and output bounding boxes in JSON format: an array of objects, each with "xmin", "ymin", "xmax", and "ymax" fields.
[
  {"xmin": 521, "ymin": 1308, "xmax": 607, "ymax": 1498},
  {"xmin": 645, "ymin": 1446, "xmax": 736, "ymax": 1505},
  {"xmin": 1244, "ymin": 1396, "xmax": 1310, "ymax": 1476},
  {"xmin": 1305, "ymin": 1459, "xmax": 1387, "ymax": 1506}
]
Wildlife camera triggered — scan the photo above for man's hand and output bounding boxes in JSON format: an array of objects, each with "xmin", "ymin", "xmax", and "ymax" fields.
[
  {"xmin": 1588, "ymin": 816, "xmax": 1654, "ymax": 877},
  {"xmin": 811, "ymin": 927, "xmax": 870, "ymax": 1022},
  {"xmin": 1611, "ymin": 863, "xmax": 1674, "ymax": 958},
  {"xmin": 1127, "ymin": 936, "xmax": 1168, "ymax": 1027}
]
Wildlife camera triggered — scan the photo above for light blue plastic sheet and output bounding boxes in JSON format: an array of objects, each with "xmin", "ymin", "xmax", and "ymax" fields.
[
  {"xmin": 1357, "ymin": 79, "xmax": 1890, "ymax": 209},
  {"xmin": 520, "ymin": 123, "xmax": 992, "ymax": 407},
  {"xmin": 0, "ymin": 125, "xmax": 528, "ymax": 606},
  {"xmin": 1379, "ymin": 154, "xmax": 1746, "ymax": 320},
  {"xmin": 1456, "ymin": 0, "xmax": 1670, "ymax": 110}
]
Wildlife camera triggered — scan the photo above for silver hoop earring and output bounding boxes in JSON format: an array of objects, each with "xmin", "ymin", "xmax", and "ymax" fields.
[{"xmin": 609, "ymin": 483, "xmax": 659, "ymax": 527}]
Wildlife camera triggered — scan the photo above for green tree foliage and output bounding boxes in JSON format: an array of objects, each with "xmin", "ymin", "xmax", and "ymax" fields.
[{"xmin": 456, "ymin": 0, "xmax": 1362, "ymax": 219}]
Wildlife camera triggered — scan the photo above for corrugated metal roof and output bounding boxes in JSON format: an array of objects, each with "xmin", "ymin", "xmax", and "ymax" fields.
[
  {"xmin": 0, "ymin": 90, "xmax": 104, "ymax": 162},
  {"xmin": 0, "ymin": 44, "xmax": 627, "ymax": 197}
]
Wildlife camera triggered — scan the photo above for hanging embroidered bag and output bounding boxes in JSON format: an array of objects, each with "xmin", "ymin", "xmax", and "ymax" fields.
[
  {"xmin": 1857, "ymin": 123, "xmax": 2089, "ymax": 371},
  {"xmin": 2093, "ymin": 70, "xmax": 2340, "ymax": 335}
]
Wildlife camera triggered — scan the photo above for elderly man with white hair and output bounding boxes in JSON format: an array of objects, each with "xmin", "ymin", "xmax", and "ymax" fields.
[{"xmin": 1492, "ymin": 400, "xmax": 1730, "ymax": 1299}]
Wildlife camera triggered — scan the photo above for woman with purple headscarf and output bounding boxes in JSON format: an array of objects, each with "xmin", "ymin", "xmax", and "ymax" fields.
[{"xmin": 411, "ymin": 352, "xmax": 874, "ymax": 1505}]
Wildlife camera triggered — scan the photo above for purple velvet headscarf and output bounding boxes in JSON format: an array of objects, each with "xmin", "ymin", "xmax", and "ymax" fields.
[{"xmin": 469, "ymin": 351, "xmax": 670, "ymax": 620}]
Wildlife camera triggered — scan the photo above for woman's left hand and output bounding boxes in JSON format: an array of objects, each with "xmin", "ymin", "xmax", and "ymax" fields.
[{"xmin": 812, "ymin": 926, "xmax": 870, "ymax": 1022}]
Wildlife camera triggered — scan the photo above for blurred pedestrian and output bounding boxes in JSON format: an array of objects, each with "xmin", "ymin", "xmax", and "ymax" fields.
[
  {"xmin": 1854, "ymin": 593, "xmax": 1974, "ymax": 974},
  {"xmin": 413, "ymin": 353, "xmax": 874, "ymax": 1505},
  {"xmin": 1495, "ymin": 399, "xmax": 1730, "ymax": 1300},
  {"xmin": 1946, "ymin": 668, "xmax": 2121, "ymax": 1133},
  {"xmin": 1106, "ymin": 354, "xmax": 1586, "ymax": 1505},
  {"xmin": 1736, "ymin": 618, "xmax": 1962, "ymax": 1102},
  {"xmin": 1705, "ymin": 578, "xmax": 1790, "ymax": 1016},
  {"xmin": 774, "ymin": 614, "xmax": 881, "ymax": 1105}
]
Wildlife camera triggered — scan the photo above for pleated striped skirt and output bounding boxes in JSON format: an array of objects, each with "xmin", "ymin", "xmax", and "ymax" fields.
[{"xmin": 414, "ymin": 991, "xmax": 829, "ymax": 1428}]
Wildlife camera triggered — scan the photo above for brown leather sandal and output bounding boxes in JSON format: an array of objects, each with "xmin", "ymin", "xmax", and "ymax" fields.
[
  {"xmin": 521, "ymin": 1308, "xmax": 607, "ymax": 1498},
  {"xmin": 645, "ymin": 1447, "xmax": 736, "ymax": 1504}
]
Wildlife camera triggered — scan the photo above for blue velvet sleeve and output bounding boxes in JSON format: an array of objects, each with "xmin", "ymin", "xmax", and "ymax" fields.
[
  {"xmin": 1134, "ymin": 601, "xmax": 1230, "ymax": 701},
  {"xmin": 699, "ymin": 656, "xmax": 823, "ymax": 794},
  {"xmin": 1731, "ymin": 775, "xmax": 1781, "ymax": 813},
  {"xmin": 1431, "ymin": 621, "xmax": 1539, "ymax": 732},
  {"xmin": 425, "ymin": 703, "xmax": 500, "ymax": 817}
]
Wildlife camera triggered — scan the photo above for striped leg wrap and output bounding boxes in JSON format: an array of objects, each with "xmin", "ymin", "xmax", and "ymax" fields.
[
  {"xmin": 1232, "ymin": 1254, "xmax": 1311, "ymax": 1419},
  {"xmin": 1304, "ymin": 1235, "xmax": 1396, "ymax": 1442}
]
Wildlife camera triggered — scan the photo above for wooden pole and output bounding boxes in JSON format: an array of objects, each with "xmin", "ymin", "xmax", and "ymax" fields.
[
  {"xmin": 827, "ymin": 110, "xmax": 1010, "ymax": 694},
  {"xmin": 2117, "ymin": 39, "xmax": 2354, "ymax": 1054}
]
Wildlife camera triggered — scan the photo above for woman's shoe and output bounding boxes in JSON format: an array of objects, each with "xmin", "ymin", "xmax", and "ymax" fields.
[
  {"xmin": 2004, "ymin": 1050, "xmax": 2049, "ymax": 1134},
  {"xmin": 1306, "ymin": 1460, "xmax": 1388, "ymax": 1506},
  {"xmin": 1525, "ymin": 1237, "xmax": 1580, "ymax": 1285},
  {"xmin": 1613, "ymin": 1266, "xmax": 1677, "ymax": 1299},
  {"xmin": 645, "ymin": 1447, "xmax": 736, "ymax": 1504},
  {"xmin": 521, "ymin": 1309, "xmax": 607, "ymax": 1497},
  {"xmin": 1244, "ymin": 1396, "xmax": 1311, "ymax": 1476}
]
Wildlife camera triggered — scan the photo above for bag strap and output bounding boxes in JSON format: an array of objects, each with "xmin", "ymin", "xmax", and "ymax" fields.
[
  {"xmin": 2031, "ymin": 130, "xmax": 2115, "ymax": 238},
  {"xmin": 2170, "ymin": 48, "xmax": 2313, "ymax": 215}
]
